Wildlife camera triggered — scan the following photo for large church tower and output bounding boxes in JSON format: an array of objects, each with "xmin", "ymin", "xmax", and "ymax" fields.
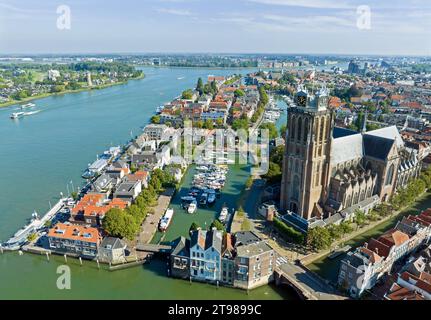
[{"xmin": 280, "ymin": 85, "xmax": 334, "ymax": 221}]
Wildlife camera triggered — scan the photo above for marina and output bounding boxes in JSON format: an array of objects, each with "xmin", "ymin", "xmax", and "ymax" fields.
[{"xmin": 0, "ymin": 66, "xmax": 287, "ymax": 300}]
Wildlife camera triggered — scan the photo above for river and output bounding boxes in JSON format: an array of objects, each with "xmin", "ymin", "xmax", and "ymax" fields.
[{"xmin": 0, "ymin": 67, "xmax": 294, "ymax": 299}]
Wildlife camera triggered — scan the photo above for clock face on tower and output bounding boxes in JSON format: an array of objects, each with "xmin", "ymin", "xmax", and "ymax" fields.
[{"xmin": 297, "ymin": 95, "xmax": 307, "ymax": 107}]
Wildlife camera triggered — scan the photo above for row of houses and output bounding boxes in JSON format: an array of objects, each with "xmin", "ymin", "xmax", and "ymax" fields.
[
  {"xmin": 45, "ymin": 122, "xmax": 185, "ymax": 263},
  {"xmin": 170, "ymin": 230, "xmax": 276, "ymax": 290},
  {"xmin": 159, "ymin": 76, "xmax": 260, "ymax": 126},
  {"xmin": 338, "ymin": 208, "xmax": 431, "ymax": 298}
]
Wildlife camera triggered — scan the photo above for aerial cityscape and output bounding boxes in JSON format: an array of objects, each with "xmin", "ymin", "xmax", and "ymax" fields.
[{"xmin": 1, "ymin": 0, "xmax": 431, "ymax": 308}]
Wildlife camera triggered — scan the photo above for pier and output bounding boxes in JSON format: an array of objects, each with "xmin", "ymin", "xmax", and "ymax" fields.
[{"xmin": 1, "ymin": 198, "xmax": 66, "ymax": 251}]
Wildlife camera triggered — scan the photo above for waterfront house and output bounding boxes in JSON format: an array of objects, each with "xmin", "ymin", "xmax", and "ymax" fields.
[
  {"xmin": 233, "ymin": 237, "xmax": 275, "ymax": 290},
  {"xmin": 71, "ymin": 194, "xmax": 128, "ymax": 227},
  {"xmin": 142, "ymin": 124, "xmax": 169, "ymax": 141},
  {"xmin": 125, "ymin": 170, "xmax": 150, "ymax": 189},
  {"xmin": 169, "ymin": 230, "xmax": 276, "ymax": 290},
  {"xmin": 113, "ymin": 180, "xmax": 142, "ymax": 203},
  {"xmin": 47, "ymin": 223, "xmax": 101, "ymax": 259},
  {"xmin": 98, "ymin": 237, "xmax": 128, "ymax": 264},
  {"xmin": 190, "ymin": 229, "xmax": 223, "ymax": 283},
  {"xmin": 170, "ymin": 236, "xmax": 190, "ymax": 279},
  {"xmin": 91, "ymin": 173, "xmax": 118, "ymax": 195},
  {"xmin": 338, "ymin": 210, "xmax": 431, "ymax": 298},
  {"xmin": 221, "ymin": 233, "xmax": 235, "ymax": 286}
]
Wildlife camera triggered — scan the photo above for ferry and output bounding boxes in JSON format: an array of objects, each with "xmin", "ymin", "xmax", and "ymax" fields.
[
  {"xmin": 10, "ymin": 112, "xmax": 25, "ymax": 119},
  {"xmin": 21, "ymin": 103, "xmax": 36, "ymax": 109},
  {"xmin": 219, "ymin": 206, "xmax": 229, "ymax": 224},
  {"xmin": 187, "ymin": 201, "xmax": 197, "ymax": 214},
  {"xmin": 159, "ymin": 208, "xmax": 174, "ymax": 232}
]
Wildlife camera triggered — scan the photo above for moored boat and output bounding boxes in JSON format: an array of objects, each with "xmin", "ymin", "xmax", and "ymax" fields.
[
  {"xmin": 219, "ymin": 206, "xmax": 229, "ymax": 224},
  {"xmin": 187, "ymin": 201, "xmax": 197, "ymax": 214},
  {"xmin": 159, "ymin": 208, "xmax": 174, "ymax": 232}
]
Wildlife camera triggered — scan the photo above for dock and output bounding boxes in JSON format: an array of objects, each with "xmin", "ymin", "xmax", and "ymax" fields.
[{"xmin": 1, "ymin": 198, "xmax": 66, "ymax": 251}]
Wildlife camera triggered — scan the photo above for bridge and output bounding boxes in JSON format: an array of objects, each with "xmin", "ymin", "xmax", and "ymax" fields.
[
  {"xmin": 135, "ymin": 243, "xmax": 172, "ymax": 253},
  {"xmin": 274, "ymin": 258, "xmax": 347, "ymax": 300}
]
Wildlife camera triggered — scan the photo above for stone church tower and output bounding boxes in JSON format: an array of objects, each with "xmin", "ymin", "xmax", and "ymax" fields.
[{"xmin": 280, "ymin": 85, "xmax": 334, "ymax": 221}]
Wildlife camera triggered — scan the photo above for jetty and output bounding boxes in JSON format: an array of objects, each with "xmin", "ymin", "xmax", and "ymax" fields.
[{"xmin": 1, "ymin": 198, "xmax": 66, "ymax": 251}]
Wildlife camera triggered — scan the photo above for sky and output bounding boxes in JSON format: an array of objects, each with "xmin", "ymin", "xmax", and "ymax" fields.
[{"xmin": 0, "ymin": 0, "xmax": 430, "ymax": 56}]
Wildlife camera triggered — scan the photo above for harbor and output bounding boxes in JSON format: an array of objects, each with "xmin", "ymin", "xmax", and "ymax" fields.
[{"xmin": 0, "ymin": 66, "xmax": 290, "ymax": 300}]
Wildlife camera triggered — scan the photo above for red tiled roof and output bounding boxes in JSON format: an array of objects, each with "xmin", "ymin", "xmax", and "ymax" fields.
[{"xmin": 48, "ymin": 223, "xmax": 100, "ymax": 244}]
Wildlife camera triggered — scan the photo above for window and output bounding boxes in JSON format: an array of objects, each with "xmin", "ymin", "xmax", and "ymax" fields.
[
  {"xmin": 291, "ymin": 118, "xmax": 296, "ymax": 140},
  {"xmin": 297, "ymin": 117, "xmax": 302, "ymax": 142},
  {"xmin": 304, "ymin": 118, "xmax": 309, "ymax": 143},
  {"xmin": 386, "ymin": 164, "xmax": 395, "ymax": 186},
  {"xmin": 292, "ymin": 175, "xmax": 300, "ymax": 200}
]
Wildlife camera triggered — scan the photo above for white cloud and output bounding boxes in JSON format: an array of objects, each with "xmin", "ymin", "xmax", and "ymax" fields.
[
  {"xmin": 156, "ymin": 8, "xmax": 192, "ymax": 16},
  {"xmin": 245, "ymin": 0, "xmax": 353, "ymax": 9}
]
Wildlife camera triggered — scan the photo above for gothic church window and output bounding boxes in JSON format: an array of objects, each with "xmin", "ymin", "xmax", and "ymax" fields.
[{"xmin": 386, "ymin": 164, "xmax": 395, "ymax": 186}]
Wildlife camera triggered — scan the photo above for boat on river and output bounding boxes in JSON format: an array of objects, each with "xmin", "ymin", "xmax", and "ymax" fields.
[
  {"xmin": 159, "ymin": 208, "xmax": 174, "ymax": 232},
  {"xmin": 187, "ymin": 201, "xmax": 197, "ymax": 214},
  {"xmin": 10, "ymin": 112, "xmax": 25, "ymax": 119},
  {"xmin": 21, "ymin": 103, "xmax": 36, "ymax": 109},
  {"xmin": 219, "ymin": 206, "xmax": 229, "ymax": 224}
]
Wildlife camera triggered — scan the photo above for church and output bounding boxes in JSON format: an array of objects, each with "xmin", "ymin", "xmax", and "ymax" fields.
[{"xmin": 280, "ymin": 85, "xmax": 421, "ymax": 232}]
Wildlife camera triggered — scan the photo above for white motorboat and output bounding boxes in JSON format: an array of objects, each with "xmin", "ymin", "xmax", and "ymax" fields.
[
  {"xmin": 10, "ymin": 112, "xmax": 25, "ymax": 119},
  {"xmin": 219, "ymin": 206, "xmax": 229, "ymax": 223},
  {"xmin": 159, "ymin": 208, "xmax": 174, "ymax": 232},
  {"xmin": 187, "ymin": 201, "xmax": 197, "ymax": 214}
]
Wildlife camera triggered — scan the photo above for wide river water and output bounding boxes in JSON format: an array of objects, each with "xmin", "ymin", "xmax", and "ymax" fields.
[{"xmin": 0, "ymin": 67, "xmax": 294, "ymax": 299}]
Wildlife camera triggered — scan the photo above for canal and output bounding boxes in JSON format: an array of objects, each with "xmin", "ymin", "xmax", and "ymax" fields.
[
  {"xmin": 307, "ymin": 192, "xmax": 431, "ymax": 283},
  {"xmin": 0, "ymin": 66, "xmax": 294, "ymax": 299}
]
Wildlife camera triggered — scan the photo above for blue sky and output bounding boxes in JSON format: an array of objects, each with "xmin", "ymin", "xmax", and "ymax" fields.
[{"xmin": 0, "ymin": 0, "xmax": 430, "ymax": 55}]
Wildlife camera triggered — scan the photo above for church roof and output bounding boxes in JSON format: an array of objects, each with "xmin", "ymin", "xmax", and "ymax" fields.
[
  {"xmin": 363, "ymin": 135, "xmax": 395, "ymax": 160},
  {"xmin": 333, "ymin": 127, "xmax": 358, "ymax": 139},
  {"xmin": 331, "ymin": 133, "xmax": 364, "ymax": 165},
  {"xmin": 364, "ymin": 126, "xmax": 404, "ymax": 149}
]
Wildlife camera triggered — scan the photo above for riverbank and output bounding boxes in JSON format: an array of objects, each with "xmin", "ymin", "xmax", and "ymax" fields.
[
  {"xmin": 0, "ymin": 74, "xmax": 145, "ymax": 109},
  {"xmin": 0, "ymin": 66, "xmax": 293, "ymax": 300},
  {"xmin": 307, "ymin": 192, "xmax": 431, "ymax": 282}
]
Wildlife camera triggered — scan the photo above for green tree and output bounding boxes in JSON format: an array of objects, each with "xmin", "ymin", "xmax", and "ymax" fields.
[
  {"xmin": 189, "ymin": 222, "xmax": 200, "ymax": 233},
  {"xmin": 102, "ymin": 208, "xmax": 139, "ymax": 240},
  {"xmin": 260, "ymin": 123, "xmax": 278, "ymax": 140},
  {"xmin": 273, "ymin": 217, "xmax": 304, "ymax": 244},
  {"xmin": 354, "ymin": 210, "xmax": 367, "ymax": 228},
  {"xmin": 241, "ymin": 218, "xmax": 252, "ymax": 231},
  {"xmin": 263, "ymin": 162, "xmax": 282, "ymax": 183},
  {"xmin": 307, "ymin": 227, "xmax": 332, "ymax": 251},
  {"xmin": 204, "ymin": 119, "xmax": 214, "ymax": 130},
  {"xmin": 196, "ymin": 77, "xmax": 204, "ymax": 95},
  {"xmin": 210, "ymin": 219, "xmax": 225, "ymax": 231},
  {"xmin": 151, "ymin": 115, "xmax": 161, "ymax": 124},
  {"xmin": 279, "ymin": 124, "xmax": 287, "ymax": 139},
  {"xmin": 234, "ymin": 89, "xmax": 245, "ymax": 97},
  {"xmin": 181, "ymin": 89, "xmax": 193, "ymax": 100}
]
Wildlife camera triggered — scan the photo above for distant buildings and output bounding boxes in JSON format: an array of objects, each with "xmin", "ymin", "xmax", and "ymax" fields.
[
  {"xmin": 169, "ymin": 230, "xmax": 276, "ymax": 290},
  {"xmin": 48, "ymin": 69, "xmax": 60, "ymax": 81}
]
